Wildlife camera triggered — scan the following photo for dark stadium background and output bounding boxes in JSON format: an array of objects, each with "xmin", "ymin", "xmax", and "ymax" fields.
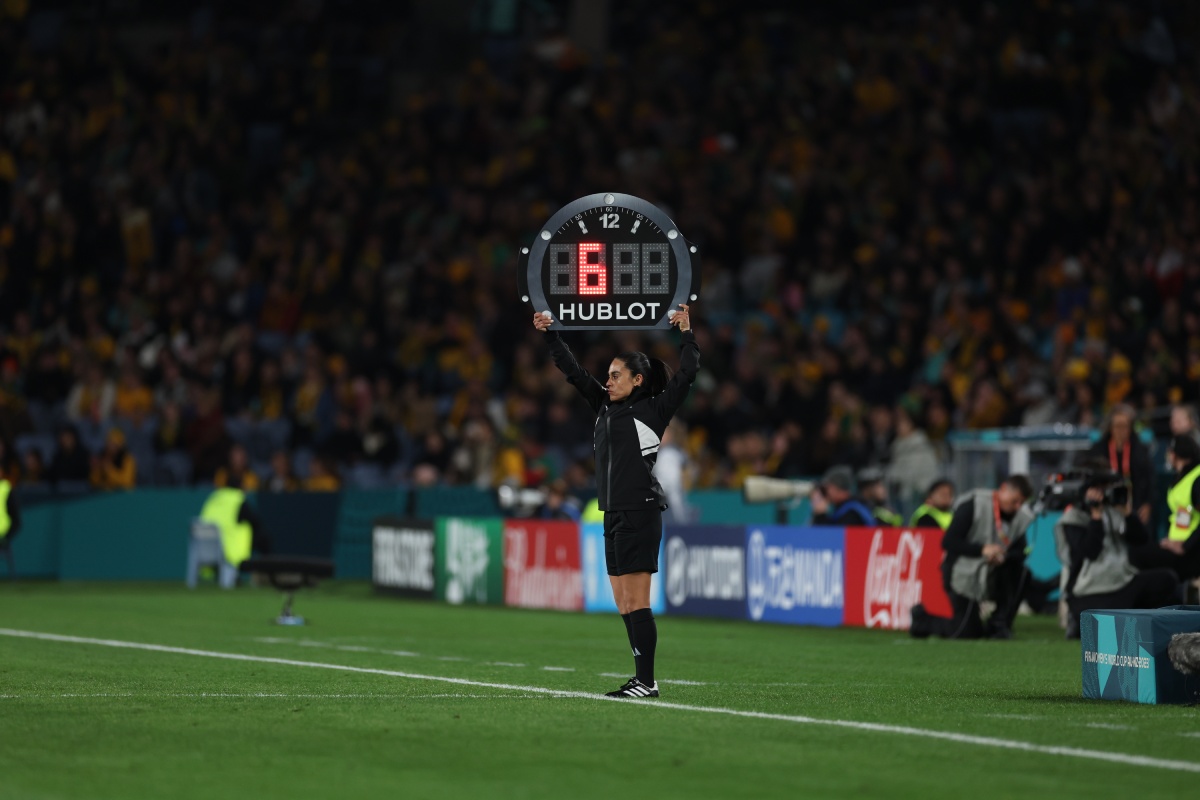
[{"xmin": 1, "ymin": 0, "xmax": 1198, "ymax": 515}]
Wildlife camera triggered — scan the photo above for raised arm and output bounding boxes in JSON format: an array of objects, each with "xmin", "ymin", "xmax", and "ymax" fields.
[
  {"xmin": 649, "ymin": 304, "xmax": 700, "ymax": 419},
  {"xmin": 535, "ymin": 312, "xmax": 607, "ymax": 413}
]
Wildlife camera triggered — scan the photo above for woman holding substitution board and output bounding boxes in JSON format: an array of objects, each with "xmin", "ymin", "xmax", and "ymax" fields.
[{"xmin": 534, "ymin": 303, "xmax": 699, "ymax": 698}]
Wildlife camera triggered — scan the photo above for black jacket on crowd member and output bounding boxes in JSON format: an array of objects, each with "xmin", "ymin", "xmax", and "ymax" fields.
[
  {"xmin": 548, "ymin": 331, "xmax": 699, "ymax": 512},
  {"xmin": 1087, "ymin": 434, "xmax": 1153, "ymax": 512}
]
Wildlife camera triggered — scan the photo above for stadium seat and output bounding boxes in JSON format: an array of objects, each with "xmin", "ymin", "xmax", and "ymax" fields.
[
  {"xmin": 238, "ymin": 556, "xmax": 335, "ymax": 625},
  {"xmin": 292, "ymin": 448, "xmax": 315, "ymax": 480},
  {"xmin": 155, "ymin": 451, "xmax": 193, "ymax": 486},
  {"xmin": 186, "ymin": 519, "xmax": 238, "ymax": 589},
  {"xmin": 14, "ymin": 433, "xmax": 56, "ymax": 464},
  {"xmin": 346, "ymin": 462, "xmax": 386, "ymax": 489}
]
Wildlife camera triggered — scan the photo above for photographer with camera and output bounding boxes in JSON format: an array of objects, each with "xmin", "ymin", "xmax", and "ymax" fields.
[
  {"xmin": 910, "ymin": 475, "xmax": 1034, "ymax": 640},
  {"xmin": 1087, "ymin": 404, "xmax": 1153, "ymax": 525},
  {"xmin": 1054, "ymin": 463, "xmax": 1179, "ymax": 640}
]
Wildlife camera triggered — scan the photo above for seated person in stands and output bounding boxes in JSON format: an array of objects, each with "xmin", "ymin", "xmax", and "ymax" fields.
[
  {"xmin": 910, "ymin": 479, "xmax": 956, "ymax": 530},
  {"xmin": 265, "ymin": 450, "xmax": 299, "ymax": 492},
  {"xmin": 90, "ymin": 428, "xmax": 137, "ymax": 491},
  {"xmin": 857, "ymin": 467, "xmax": 902, "ymax": 526},
  {"xmin": 1054, "ymin": 463, "xmax": 1179, "ymax": 639},
  {"xmin": 49, "ymin": 424, "xmax": 91, "ymax": 485},
  {"xmin": 303, "ymin": 455, "xmax": 341, "ymax": 491},
  {"xmin": 910, "ymin": 475, "xmax": 1034, "ymax": 640},
  {"xmin": 535, "ymin": 478, "xmax": 582, "ymax": 521},
  {"xmin": 214, "ymin": 443, "xmax": 260, "ymax": 491},
  {"xmin": 810, "ymin": 465, "xmax": 877, "ymax": 526},
  {"xmin": 20, "ymin": 449, "xmax": 46, "ymax": 486}
]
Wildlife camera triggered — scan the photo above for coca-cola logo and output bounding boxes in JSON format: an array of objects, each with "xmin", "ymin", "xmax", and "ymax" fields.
[
  {"xmin": 504, "ymin": 525, "xmax": 582, "ymax": 611},
  {"xmin": 864, "ymin": 530, "xmax": 925, "ymax": 629}
]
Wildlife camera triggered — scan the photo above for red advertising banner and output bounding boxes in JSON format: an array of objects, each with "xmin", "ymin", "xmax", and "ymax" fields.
[
  {"xmin": 502, "ymin": 520, "xmax": 584, "ymax": 611},
  {"xmin": 843, "ymin": 526, "xmax": 953, "ymax": 630}
]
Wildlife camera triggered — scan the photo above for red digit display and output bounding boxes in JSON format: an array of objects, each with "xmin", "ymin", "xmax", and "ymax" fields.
[{"xmin": 577, "ymin": 242, "xmax": 607, "ymax": 296}]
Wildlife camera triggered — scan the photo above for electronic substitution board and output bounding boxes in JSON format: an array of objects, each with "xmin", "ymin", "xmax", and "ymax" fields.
[{"xmin": 518, "ymin": 193, "xmax": 699, "ymax": 330}]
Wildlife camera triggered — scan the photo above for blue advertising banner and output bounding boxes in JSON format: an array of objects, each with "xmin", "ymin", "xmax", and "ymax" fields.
[
  {"xmin": 746, "ymin": 526, "xmax": 845, "ymax": 626},
  {"xmin": 662, "ymin": 525, "xmax": 748, "ymax": 619},
  {"xmin": 581, "ymin": 522, "xmax": 665, "ymax": 614}
]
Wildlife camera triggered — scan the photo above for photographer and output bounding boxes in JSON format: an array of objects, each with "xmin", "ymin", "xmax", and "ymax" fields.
[
  {"xmin": 810, "ymin": 465, "xmax": 877, "ymax": 526},
  {"xmin": 1055, "ymin": 469, "xmax": 1179, "ymax": 640},
  {"xmin": 910, "ymin": 475, "xmax": 1034, "ymax": 640},
  {"xmin": 1087, "ymin": 404, "xmax": 1153, "ymax": 524}
]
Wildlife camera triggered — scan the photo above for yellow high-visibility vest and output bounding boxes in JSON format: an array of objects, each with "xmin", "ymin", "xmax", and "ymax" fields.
[
  {"xmin": 0, "ymin": 480, "xmax": 11, "ymax": 539},
  {"xmin": 200, "ymin": 488, "xmax": 253, "ymax": 566},
  {"xmin": 1167, "ymin": 463, "xmax": 1200, "ymax": 543},
  {"xmin": 909, "ymin": 503, "xmax": 953, "ymax": 531}
]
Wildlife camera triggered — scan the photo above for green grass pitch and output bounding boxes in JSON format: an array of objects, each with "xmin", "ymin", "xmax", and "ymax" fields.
[{"xmin": 1, "ymin": 582, "xmax": 1196, "ymax": 799}]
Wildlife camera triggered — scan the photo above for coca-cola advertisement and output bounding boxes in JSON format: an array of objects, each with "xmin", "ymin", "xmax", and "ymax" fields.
[
  {"xmin": 842, "ymin": 527, "xmax": 953, "ymax": 630},
  {"xmin": 502, "ymin": 520, "xmax": 584, "ymax": 612}
]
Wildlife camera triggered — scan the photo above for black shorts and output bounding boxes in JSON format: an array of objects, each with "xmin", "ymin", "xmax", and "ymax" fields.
[{"xmin": 603, "ymin": 507, "xmax": 663, "ymax": 576}]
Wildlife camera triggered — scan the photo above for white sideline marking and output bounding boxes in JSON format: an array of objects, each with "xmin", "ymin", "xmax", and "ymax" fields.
[
  {"xmin": 3, "ymin": 628, "xmax": 1198, "ymax": 775},
  {"xmin": 542, "ymin": 666, "xmax": 574, "ymax": 672},
  {"xmin": 0, "ymin": 692, "xmax": 544, "ymax": 700},
  {"xmin": 987, "ymin": 713, "xmax": 1044, "ymax": 721}
]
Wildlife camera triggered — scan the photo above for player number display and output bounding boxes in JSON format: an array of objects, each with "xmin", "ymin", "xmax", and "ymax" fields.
[{"xmin": 518, "ymin": 193, "xmax": 699, "ymax": 331}]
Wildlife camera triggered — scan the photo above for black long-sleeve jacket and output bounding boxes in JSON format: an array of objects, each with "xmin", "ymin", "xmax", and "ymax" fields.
[{"xmin": 548, "ymin": 331, "xmax": 699, "ymax": 511}]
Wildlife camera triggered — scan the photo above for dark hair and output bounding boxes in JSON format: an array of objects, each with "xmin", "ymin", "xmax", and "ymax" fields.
[
  {"xmin": 1003, "ymin": 474, "xmax": 1034, "ymax": 500},
  {"xmin": 1170, "ymin": 435, "xmax": 1200, "ymax": 465},
  {"xmin": 616, "ymin": 351, "xmax": 673, "ymax": 396},
  {"xmin": 925, "ymin": 479, "xmax": 954, "ymax": 498}
]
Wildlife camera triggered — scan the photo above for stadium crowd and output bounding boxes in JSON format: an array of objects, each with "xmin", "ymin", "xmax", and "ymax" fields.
[{"xmin": 0, "ymin": 1, "xmax": 1198, "ymax": 507}]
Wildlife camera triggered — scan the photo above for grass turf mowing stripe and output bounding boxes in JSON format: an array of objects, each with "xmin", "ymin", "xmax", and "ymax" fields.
[{"xmin": 3, "ymin": 626, "xmax": 1198, "ymax": 775}]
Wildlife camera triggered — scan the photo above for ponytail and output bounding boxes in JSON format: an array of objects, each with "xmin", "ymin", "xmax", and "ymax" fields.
[
  {"xmin": 616, "ymin": 352, "xmax": 673, "ymax": 396},
  {"xmin": 647, "ymin": 358, "xmax": 673, "ymax": 395}
]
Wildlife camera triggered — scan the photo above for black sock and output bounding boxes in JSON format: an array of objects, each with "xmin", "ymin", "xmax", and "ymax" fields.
[
  {"xmin": 628, "ymin": 608, "xmax": 657, "ymax": 685},
  {"xmin": 620, "ymin": 612, "xmax": 635, "ymax": 653}
]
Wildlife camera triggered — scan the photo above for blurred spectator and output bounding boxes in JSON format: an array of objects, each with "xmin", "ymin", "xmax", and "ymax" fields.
[
  {"xmin": 154, "ymin": 402, "xmax": 186, "ymax": 455},
  {"xmin": 185, "ymin": 384, "xmax": 230, "ymax": 482},
  {"xmin": 20, "ymin": 449, "xmax": 46, "ymax": 487},
  {"xmin": 910, "ymin": 480, "xmax": 956, "ymax": 530},
  {"xmin": 535, "ymin": 479, "xmax": 582, "ymax": 522},
  {"xmin": 113, "ymin": 362, "xmax": 154, "ymax": 428},
  {"xmin": 1088, "ymin": 404, "xmax": 1153, "ymax": 524},
  {"xmin": 49, "ymin": 426, "xmax": 91, "ymax": 485},
  {"xmin": 265, "ymin": 450, "xmax": 299, "ymax": 492},
  {"xmin": 65, "ymin": 361, "xmax": 114, "ymax": 429},
  {"xmin": 656, "ymin": 421, "xmax": 693, "ymax": 524},
  {"xmin": 91, "ymin": 428, "xmax": 137, "ymax": 491},
  {"xmin": 323, "ymin": 409, "xmax": 364, "ymax": 468},
  {"xmin": 303, "ymin": 456, "xmax": 341, "ymax": 492},
  {"xmin": 0, "ymin": 2, "xmax": 1198, "ymax": 492},
  {"xmin": 886, "ymin": 407, "xmax": 941, "ymax": 508},
  {"xmin": 214, "ymin": 444, "xmax": 260, "ymax": 492},
  {"xmin": 1170, "ymin": 404, "xmax": 1200, "ymax": 447},
  {"xmin": 858, "ymin": 468, "xmax": 902, "ymax": 527}
]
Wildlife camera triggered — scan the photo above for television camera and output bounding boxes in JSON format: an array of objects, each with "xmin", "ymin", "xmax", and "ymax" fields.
[{"xmin": 1036, "ymin": 468, "xmax": 1130, "ymax": 513}]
